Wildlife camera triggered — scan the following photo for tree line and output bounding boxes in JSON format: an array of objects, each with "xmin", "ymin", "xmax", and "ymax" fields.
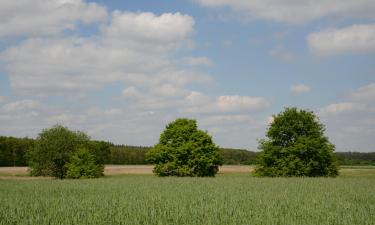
[{"xmin": 1, "ymin": 135, "xmax": 374, "ymax": 167}]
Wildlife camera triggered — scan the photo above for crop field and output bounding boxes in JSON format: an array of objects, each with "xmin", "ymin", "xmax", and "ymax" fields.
[
  {"xmin": 0, "ymin": 166, "xmax": 374, "ymax": 225},
  {"xmin": 0, "ymin": 165, "xmax": 254, "ymax": 178}
]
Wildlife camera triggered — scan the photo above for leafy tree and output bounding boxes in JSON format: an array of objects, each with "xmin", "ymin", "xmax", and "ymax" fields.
[
  {"xmin": 27, "ymin": 125, "xmax": 105, "ymax": 179},
  {"xmin": 254, "ymin": 108, "xmax": 338, "ymax": 177},
  {"xmin": 87, "ymin": 140, "xmax": 111, "ymax": 165},
  {"xmin": 0, "ymin": 136, "xmax": 34, "ymax": 166},
  {"xmin": 66, "ymin": 147, "xmax": 104, "ymax": 179},
  {"xmin": 146, "ymin": 118, "xmax": 222, "ymax": 177}
]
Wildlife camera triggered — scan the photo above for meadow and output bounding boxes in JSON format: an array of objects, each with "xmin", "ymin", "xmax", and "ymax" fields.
[{"xmin": 1, "ymin": 166, "xmax": 374, "ymax": 225}]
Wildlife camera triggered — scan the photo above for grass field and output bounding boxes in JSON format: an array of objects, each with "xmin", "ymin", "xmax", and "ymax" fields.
[{"xmin": 0, "ymin": 166, "xmax": 374, "ymax": 225}]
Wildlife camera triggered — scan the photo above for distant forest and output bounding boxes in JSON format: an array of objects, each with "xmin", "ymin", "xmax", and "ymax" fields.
[{"xmin": 1, "ymin": 136, "xmax": 374, "ymax": 166}]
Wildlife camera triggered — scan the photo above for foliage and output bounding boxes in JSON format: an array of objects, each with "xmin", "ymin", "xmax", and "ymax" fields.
[
  {"xmin": 0, "ymin": 136, "xmax": 34, "ymax": 166},
  {"xmin": 220, "ymin": 148, "xmax": 257, "ymax": 165},
  {"xmin": 335, "ymin": 152, "xmax": 375, "ymax": 166},
  {"xmin": 2, "ymin": 135, "xmax": 375, "ymax": 167},
  {"xmin": 27, "ymin": 125, "xmax": 109, "ymax": 179},
  {"xmin": 87, "ymin": 140, "xmax": 111, "ymax": 165},
  {"xmin": 65, "ymin": 147, "xmax": 104, "ymax": 179},
  {"xmin": 110, "ymin": 145, "xmax": 150, "ymax": 164},
  {"xmin": 255, "ymin": 108, "xmax": 339, "ymax": 177},
  {"xmin": 1, "ymin": 174, "xmax": 375, "ymax": 225},
  {"xmin": 147, "ymin": 118, "xmax": 222, "ymax": 177}
]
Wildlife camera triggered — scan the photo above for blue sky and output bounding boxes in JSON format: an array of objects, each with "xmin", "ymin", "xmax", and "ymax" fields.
[{"xmin": 0, "ymin": 0, "xmax": 374, "ymax": 151}]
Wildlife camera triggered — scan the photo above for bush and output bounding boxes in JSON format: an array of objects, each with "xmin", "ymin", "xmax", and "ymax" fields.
[
  {"xmin": 27, "ymin": 125, "xmax": 107, "ymax": 179},
  {"xmin": 254, "ymin": 108, "xmax": 338, "ymax": 177},
  {"xmin": 66, "ymin": 148, "xmax": 104, "ymax": 179},
  {"xmin": 146, "ymin": 118, "xmax": 222, "ymax": 177}
]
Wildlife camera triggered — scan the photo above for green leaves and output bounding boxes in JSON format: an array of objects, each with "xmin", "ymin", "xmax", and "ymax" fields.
[
  {"xmin": 147, "ymin": 118, "xmax": 222, "ymax": 177},
  {"xmin": 66, "ymin": 147, "xmax": 104, "ymax": 179},
  {"xmin": 27, "ymin": 125, "xmax": 107, "ymax": 179},
  {"xmin": 255, "ymin": 108, "xmax": 338, "ymax": 177}
]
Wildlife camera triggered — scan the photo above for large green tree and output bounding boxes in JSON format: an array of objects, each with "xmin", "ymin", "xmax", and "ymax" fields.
[
  {"xmin": 254, "ymin": 108, "xmax": 338, "ymax": 177},
  {"xmin": 147, "ymin": 118, "xmax": 222, "ymax": 177},
  {"xmin": 27, "ymin": 125, "xmax": 107, "ymax": 178}
]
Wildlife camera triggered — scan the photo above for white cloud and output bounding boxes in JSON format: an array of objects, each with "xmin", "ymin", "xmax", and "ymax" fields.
[
  {"xmin": 183, "ymin": 56, "xmax": 213, "ymax": 67},
  {"xmin": 199, "ymin": 114, "xmax": 270, "ymax": 149},
  {"xmin": 0, "ymin": 11, "xmax": 202, "ymax": 95},
  {"xmin": 150, "ymin": 84, "xmax": 188, "ymax": 98},
  {"xmin": 319, "ymin": 83, "xmax": 375, "ymax": 151},
  {"xmin": 187, "ymin": 95, "xmax": 271, "ymax": 114},
  {"xmin": 290, "ymin": 84, "xmax": 312, "ymax": 94},
  {"xmin": 0, "ymin": 3, "xmax": 273, "ymax": 150},
  {"xmin": 0, "ymin": 99, "xmax": 50, "ymax": 135},
  {"xmin": 1, "ymin": 100, "xmax": 41, "ymax": 112},
  {"xmin": 195, "ymin": 0, "xmax": 375, "ymax": 24},
  {"xmin": 103, "ymin": 11, "xmax": 194, "ymax": 46},
  {"xmin": 320, "ymin": 102, "xmax": 367, "ymax": 116},
  {"xmin": 308, "ymin": 24, "xmax": 375, "ymax": 56},
  {"xmin": 0, "ymin": 0, "xmax": 107, "ymax": 37},
  {"xmin": 122, "ymin": 86, "xmax": 142, "ymax": 99},
  {"xmin": 347, "ymin": 83, "xmax": 375, "ymax": 103},
  {"xmin": 185, "ymin": 91, "xmax": 211, "ymax": 106},
  {"xmin": 216, "ymin": 96, "xmax": 270, "ymax": 112}
]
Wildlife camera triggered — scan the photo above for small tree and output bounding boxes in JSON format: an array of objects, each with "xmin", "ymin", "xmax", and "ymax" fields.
[
  {"xmin": 27, "ymin": 125, "xmax": 106, "ymax": 179},
  {"xmin": 254, "ymin": 108, "xmax": 338, "ymax": 177},
  {"xmin": 66, "ymin": 148, "xmax": 104, "ymax": 179},
  {"xmin": 147, "ymin": 118, "xmax": 222, "ymax": 177}
]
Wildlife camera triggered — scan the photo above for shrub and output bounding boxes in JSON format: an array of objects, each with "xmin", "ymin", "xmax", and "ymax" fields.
[
  {"xmin": 254, "ymin": 108, "xmax": 338, "ymax": 177},
  {"xmin": 146, "ymin": 118, "xmax": 222, "ymax": 177},
  {"xmin": 66, "ymin": 148, "xmax": 104, "ymax": 179},
  {"xmin": 27, "ymin": 125, "xmax": 107, "ymax": 179}
]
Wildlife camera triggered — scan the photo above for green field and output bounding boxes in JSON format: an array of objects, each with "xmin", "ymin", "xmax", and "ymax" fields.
[{"xmin": 1, "ymin": 168, "xmax": 374, "ymax": 225}]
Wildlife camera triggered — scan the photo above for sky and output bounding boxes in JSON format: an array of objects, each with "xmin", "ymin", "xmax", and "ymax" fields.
[{"xmin": 0, "ymin": 0, "xmax": 374, "ymax": 152}]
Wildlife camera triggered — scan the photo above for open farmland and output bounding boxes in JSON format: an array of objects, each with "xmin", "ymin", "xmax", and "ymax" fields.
[
  {"xmin": 0, "ymin": 165, "xmax": 254, "ymax": 178},
  {"xmin": 1, "ymin": 167, "xmax": 374, "ymax": 225}
]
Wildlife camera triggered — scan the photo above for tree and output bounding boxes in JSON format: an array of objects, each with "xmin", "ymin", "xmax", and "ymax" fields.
[
  {"xmin": 146, "ymin": 118, "xmax": 222, "ymax": 177},
  {"xmin": 66, "ymin": 147, "xmax": 104, "ymax": 179},
  {"xmin": 0, "ymin": 136, "xmax": 34, "ymax": 166},
  {"xmin": 254, "ymin": 108, "xmax": 338, "ymax": 177},
  {"xmin": 27, "ymin": 125, "xmax": 105, "ymax": 179}
]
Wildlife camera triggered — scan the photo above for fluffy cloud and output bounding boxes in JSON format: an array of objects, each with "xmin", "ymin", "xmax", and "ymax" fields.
[
  {"xmin": 195, "ymin": 0, "xmax": 375, "ymax": 24},
  {"xmin": 103, "ymin": 12, "xmax": 194, "ymax": 46},
  {"xmin": 308, "ymin": 24, "xmax": 375, "ymax": 56},
  {"xmin": 1, "ymin": 100, "xmax": 41, "ymax": 112},
  {"xmin": 319, "ymin": 83, "xmax": 375, "ymax": 151},
  {"xmin": 187, "ymin": 94, "xmax": 271, "ymax": 114},
  {"xmin": 320, "ymin": 102, "xmax": 367, "ymax": 116},
  {"xmin": 0, "ymin": 99, "xmax": 52, "ymax": 135},
  {"xmin": 0, "ymin": 99, "xmax": 156, "ymax": 144},
  {"xmin": 290, "ymin": 84, "xmax": 311, "ymax": 94},
  {"xmin": 0, "ymin": 11, "xmax": 201, "ymax": 95},
  {"xmin": 0, "ymin": 1, "xmax": 273, "ymax": 149},
  {"xmin": 0, "ymin": 97, "xmax": 270, "ymax": 149},
  {"xmin": 347, "ymin": 83, "xmax": 375, "ymax": 103},
  {"xmin": 216, "ymin": 96, "xmax": 270, "ymax": 112},
  {"xmin": 0, "ymin": 0, "xmax": 107, "ymax": 37}
]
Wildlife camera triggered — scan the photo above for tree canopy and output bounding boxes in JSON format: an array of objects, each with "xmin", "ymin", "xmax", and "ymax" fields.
[
  {"xmin": 146, "ymin": 118, "xmax": 222, "ymax": 177},
  {"xmin": 254, "ymin": 108, "xmax": 338, "ymax": 177},
  {"xmin": 27, "ymin": 125, "xmax": 108, "ymax": 179},
  {"xmin": 66, "ymin": 147, "xmax": 104, "ymax": 179}
]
